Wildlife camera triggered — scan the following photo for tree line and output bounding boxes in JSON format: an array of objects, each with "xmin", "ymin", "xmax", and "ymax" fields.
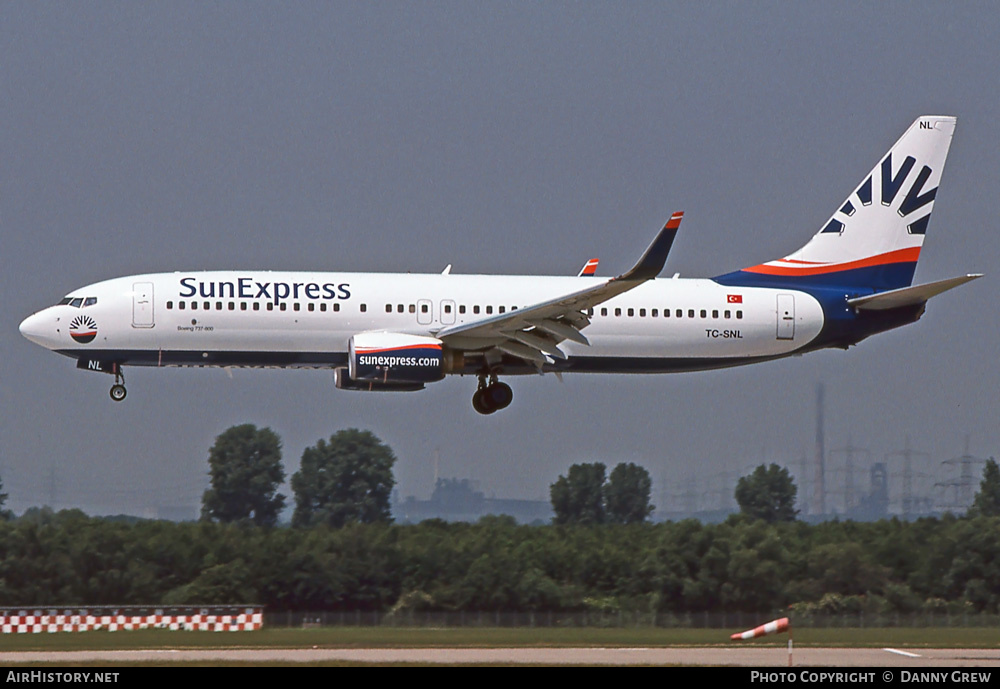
[
  {"xmin": 1, "ymin": 508, "xmax": 999, "ymax": 615},
  {"xmin": 1, "ymin": 424, "xmax": 997, "ymax": 616}
]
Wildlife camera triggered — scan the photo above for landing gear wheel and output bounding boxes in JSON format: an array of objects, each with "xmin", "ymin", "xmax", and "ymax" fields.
[
  {"xmin": 486, "ymin": 382, "xmax": 513, "ymax": 410},
  {"xmin": 471, "ymin": 375, "xmax": 513, "ymax": 415},
  {"xmin": 109, "ymin": 366, "xmax": 127, "ymax": 402},
  {"xmin": 472, "ymin": 388, "xmax": 495, "ymax": 415}
]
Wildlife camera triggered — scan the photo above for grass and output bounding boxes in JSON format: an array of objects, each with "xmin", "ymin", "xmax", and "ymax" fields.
[{"xmin": 2, "ymin": 626, "xmax": 999, "ymax": 652}]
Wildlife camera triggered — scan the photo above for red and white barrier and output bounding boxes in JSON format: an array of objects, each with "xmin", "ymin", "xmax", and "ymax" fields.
[{"xmin": 0, "ymin": 608, "xmax": 263, "ymax": 633}]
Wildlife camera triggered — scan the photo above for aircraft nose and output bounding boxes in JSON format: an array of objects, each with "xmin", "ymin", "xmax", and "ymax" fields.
[{"xmin": 19, "ymin": 311, "xmax": 53, "ymax": 347}]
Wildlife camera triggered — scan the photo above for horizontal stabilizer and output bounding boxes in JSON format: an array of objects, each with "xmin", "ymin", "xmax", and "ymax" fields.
[{"xmin": 847, "ymin": 274, "xmax": 982, "ymax": 311}]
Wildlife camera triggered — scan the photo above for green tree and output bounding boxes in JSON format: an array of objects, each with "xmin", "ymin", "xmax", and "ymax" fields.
[
  {"xmin": 605, "ymin": 462, "xmax": 654, "ymax": 524},
  {"xmin": 734, "ymin": 463, "xmax": 798, "ymax": 523},
  {"xmin": 201, "ymin": 424, "xmax": 286, "ymax": 527},
  {"xmin": 291, "ymin": 429, "xmax": 396, "ymax": 527},
  {"xmin": 550, "ymin": 463, "xmax": 607, "ymax": 525},
  {"xmin": 969, "ymin": 458, "xmax": 1000, "ymax": 517}
]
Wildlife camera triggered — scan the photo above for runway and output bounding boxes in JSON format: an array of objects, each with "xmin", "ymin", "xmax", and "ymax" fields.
[{"xmin": 1, "ymin": 647, "xmax": 997, "ymax": 666}]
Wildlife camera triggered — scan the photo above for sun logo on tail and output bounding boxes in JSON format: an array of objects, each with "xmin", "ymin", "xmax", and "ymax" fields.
[{"xmin": 69, "ymin": 315, "xmax": 97, "ymax": 344}]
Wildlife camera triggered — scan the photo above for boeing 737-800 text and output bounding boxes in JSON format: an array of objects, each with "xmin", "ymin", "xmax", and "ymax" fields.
[{"xmin": 20, "ymin": 116, "xmax": 980, "ymax": 414}]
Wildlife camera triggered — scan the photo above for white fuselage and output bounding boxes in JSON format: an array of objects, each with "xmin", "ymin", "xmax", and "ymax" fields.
[{"xmin": 20, "ymin": 271, "xmax": 825, "ymax": 373}]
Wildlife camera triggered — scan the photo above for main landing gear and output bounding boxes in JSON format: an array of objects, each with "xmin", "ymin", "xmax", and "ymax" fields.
[
  {"xmin": 472, "ymin": 373, "xmax": 512, "ymax": 415},
  {"xmin": 109, "ymin": 368, "xmax": 127, "ymax": 402}
]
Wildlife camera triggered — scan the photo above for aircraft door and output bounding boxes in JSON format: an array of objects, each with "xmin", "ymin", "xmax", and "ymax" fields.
[
  {"xmin": 133, "ymin": 282, "xmax": 155, "ymax": 328},
  {"xmin": 440, "ymin": 299, "xmax": 456, "ymax": 325},
  {"xmin": 417, "ymin": 299, "xmax": 433, "ymax": 325},
  {"xmin": 776, "ymin": 293, "xmax": 794, "ymax": 340}
]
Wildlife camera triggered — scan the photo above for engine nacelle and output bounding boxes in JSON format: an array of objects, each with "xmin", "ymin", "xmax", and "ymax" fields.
[{"xmin": 348, "ymin": 332, "xmax": 448, "ymax": 384}]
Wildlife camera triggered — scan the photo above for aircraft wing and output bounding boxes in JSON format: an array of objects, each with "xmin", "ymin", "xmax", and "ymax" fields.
[
  {"xmin": 435, "ymin": 212, "xmax": 683, "ymax": 365},
  {"xmin": 847, "ymin": 273, "xmax": 982, "ymax": 311}
]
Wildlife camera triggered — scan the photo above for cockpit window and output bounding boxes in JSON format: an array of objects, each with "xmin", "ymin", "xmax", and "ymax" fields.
[
  {"xmin": 58, "ymin": 297, "xmax": 73, "ymax": 306},
  {"xmin": 83, "ymin": 297, "xmax": 97, "ymax": 307},
  {"xmin": 69, "ymin": 298, "xmax": 84, "ymax": 308}
]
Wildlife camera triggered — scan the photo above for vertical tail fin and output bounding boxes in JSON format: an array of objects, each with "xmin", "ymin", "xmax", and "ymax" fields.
[{"xmin": 720, "ymin": 116, "xmax": 956, "ymax": 291}]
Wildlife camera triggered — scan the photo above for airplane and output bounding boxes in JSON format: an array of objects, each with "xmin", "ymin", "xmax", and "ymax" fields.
[{"xmin": 19, "ymin": 115, "xmax": 981, "ymax": 414}]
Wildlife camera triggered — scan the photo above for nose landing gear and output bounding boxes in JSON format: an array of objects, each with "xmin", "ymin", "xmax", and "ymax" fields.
[
  {"xmin": 109, "ymin": 368, "xmax": 127, "ymax": 402},
  {"xmin": 472, "ymin": 373, "xmax": 512, "ymax": 415}
]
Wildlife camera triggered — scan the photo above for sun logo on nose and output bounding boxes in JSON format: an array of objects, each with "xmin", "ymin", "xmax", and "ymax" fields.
[{"xmin": 69, "ymin": 315, "xmax": 97, "ymax": 344}]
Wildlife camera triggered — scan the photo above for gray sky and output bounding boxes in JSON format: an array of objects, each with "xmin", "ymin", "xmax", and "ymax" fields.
[{"xmin": 2, "ymin": 2, "xmax": 997, "ymax": 517}]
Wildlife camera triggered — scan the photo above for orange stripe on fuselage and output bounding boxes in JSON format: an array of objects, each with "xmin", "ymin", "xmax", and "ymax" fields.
[
  {"xmin": 355, "ymin": 344, "xmax": 442, "ymax": 354},
  {"xmin": 743, "ymin": 247, "xmax": 920, "ymax": 276}
]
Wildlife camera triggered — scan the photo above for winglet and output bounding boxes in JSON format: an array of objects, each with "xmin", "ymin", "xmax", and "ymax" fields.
[
  {"xmin": 577, "ymin": 258, "xmax": 599, "ymax": 277},
  {"xmin": 617, "ymin": 212, "xmax": 683, "ymax": 281}
]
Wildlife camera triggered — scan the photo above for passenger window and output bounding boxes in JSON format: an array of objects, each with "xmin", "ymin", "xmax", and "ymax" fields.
[
  {"xmin": 293, "ymin": 303, "xmax": 300, "ymax": 311},
  {"xmin": 498, "ymin": 306, "xmax": 505, "ymax": 314},
  {"xmin": 241, "ymin": 302, "xmax": 248, "ymax": 311},
  {"xmin": 676, "ymin": 309, "xmax": 682, "ymax": 318},
  {"xmin": 360, "ymin": 304, "xmax": 367, "ymax": 313},
  {"xmin": 191, "ymin": 302, "xmax": 198, "ymax": 310},
  {"xmin": 444, "ymin": 304, "xmax": 452, "ymax": 314},
  {"xmin": 409, "ymin": 304, "xmax": 416, "ymax": 314},
  {"xmin": 216, "ymin": 302, "xmax": 222, "ymax": 310},
  {"xmin": 281, "ymin": 303, "xmax": 288, "ymax": 311},
  {"xmin": 320, "ymin": 303, "xmax": 327, "ymax": 312},
  {"xmin": 486, "ymin": 306, "xmax": 493, "ymax": 314},
  {"xmin": 725, "ymin": 310, "xmax": 731, "ymax": 319},
  {"xmin": 712, "ymin": 310, "xmax": 718, "ymax": 318},
  {"xmin": 601, "ymin": 308, "xmax": 608, "ymax": 316},
  {"xmin": 736, "ymin": 310, "xmax": 743, "ymax": 319},
  {"xmin": 204, "ymin": 302, "xmax": 210, "ymax": 310},
  {"xmin": 473, "ymin": 306, "xmax": 480, "ymax": 314},
  {"xmin": 615, "ymin": 308, "xmax": 622, "ymax": 317},
  {"xmin": 587, "ymin": 308, "xmax": 594, "ymax": 316},
  {"xmin": 308, "ymin": 303, "xmax": 315, "ymax": 312},
  {"xmin": 229, "ymin": 302, "xmax": 235, "ymax": 310},
  {"xmin": 459, "ymin": 305, "xmax": 466, "ymax": 314},
  {"xmin": 179, "ymin": 302, "xmax": 186, "ymax": 310},
  {"xmin": 688, "ymin": 309, "xmax": 694, "ymax": 318},
  {"xmin": 385, "ymin": 304, "xmax": 392, "ymax": 313},
  {"xmin": 167, "ymin": 301, "xmax": 173, "ymax": 310},
  {"xmin": 639, "ymin": 308, "xmax": 646, "ymax": 317},
  {"xmin": 333, "ymin": 303, "xmax": 340, "ymax": 312},
  {"xmin": 253, "ymin": 303, "xmax": 260, "ymax": 311},
  {"xmin": 627, "ymin": 308, "xmax": 634, "ymax": 317},
  {"xmin": 421, "ymin": 304, "xmax": 429, "ymax": 313},
  {"xmin": 267, "ymin": 303, "xmax": 274, "ymax": 311}
]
